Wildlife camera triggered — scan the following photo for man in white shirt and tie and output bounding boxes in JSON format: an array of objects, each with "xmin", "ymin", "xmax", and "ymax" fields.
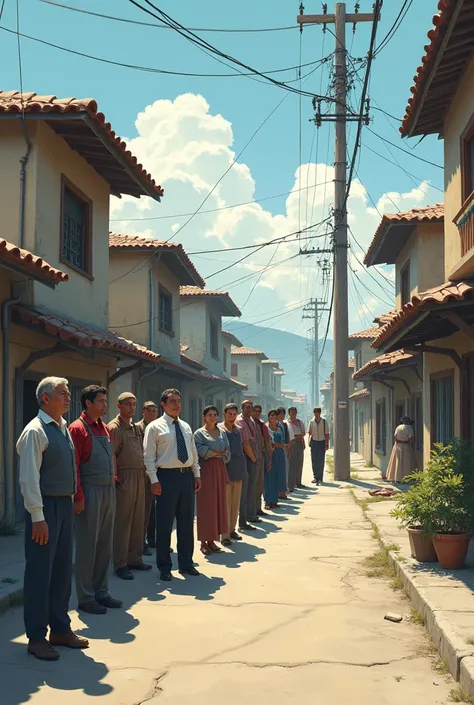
[
  {"xmin": 307, "ymin": 407, "xmax": 330, "ymax": 485},
  {"xmin": 143, "ymin": 388, "xmax": 201, "ymax": 581}
]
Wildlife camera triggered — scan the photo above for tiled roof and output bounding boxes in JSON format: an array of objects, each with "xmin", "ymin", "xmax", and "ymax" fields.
[
  {"xmin": 354, "ymin": 350, "xmax": 417, "ymax": 380},
  {"xmin": 0, "ymin": 91, "xmax": 163, "ymax": 199},
  {"xmin": 349, "ymin": 326, "xmax": 380, "ymax": 341},
  {"xmin": 180, "ymin": 286, "xmax": 241, "ymax": 317},
  {"xmin": 180, "ymin": 352, "xmax": 206, "ymax": 370},
  {"xmin": 231, "ymin": 345, "xmax": 267, "ymax": 358},
  {"xmin": 14, "ymin": 305, "xmax": 161, "ymax": 362},
  {"xmin": 374, "ymin": 311, "xmax": 398, "ymax": 326},
  {"xmin": 230, "ymin": 378, "xmax": 248, "ymax": 389},
  {"xmin": 0, "ymin": 238, "xmax": 68, "ymax": 285},
  {"xmin": 221, "ymin": 330, "xmax": 243, "ymax": 347},
  {"xmin": 109, "ymin": 233, "xmax": 204, "ymax": 287},
  {"xmin": 349, "ymin": 388, "xmax": 371, "ymax": 400},
  {"xmin": 364, "ymin": 204, "xmax": 444, "ymax": 266},
  {"xmin": 400, "ymin": 1, "xmax": 474, "ymax": 137},
  {"xmin": 372, "ymin": 281, "xmax": 474, "ymax": 348},
  {"xmin": 320, "ymin": 383, "xmax": 331, "ymax": 391}
]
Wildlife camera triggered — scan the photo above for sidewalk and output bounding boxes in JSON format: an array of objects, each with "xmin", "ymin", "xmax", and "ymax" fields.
[
  {"xmin": 0, "ymin": 531, "xmax": 24, "ymax": 613},
  {"xmin": 337, "ymin": 450, "xmax": 474, "ymax": 699}
]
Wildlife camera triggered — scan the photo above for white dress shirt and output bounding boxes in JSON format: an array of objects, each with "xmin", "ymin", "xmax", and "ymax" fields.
[
  {"xmin": 143, "ymin": 412, "xmax": 200, "ymax": 483},
  {"xmin": 16, "ymin": 410, "xmax": 73, "ymax": 523}
]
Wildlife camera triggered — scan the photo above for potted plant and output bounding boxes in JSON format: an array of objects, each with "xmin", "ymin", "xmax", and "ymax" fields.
[
  {"xmin": 391, "ymin": 472, "xmax": 438, "ymax": 562},
  {"xmin": 419, "ymin": 440, "xmax": 474, "ymax": 569}
]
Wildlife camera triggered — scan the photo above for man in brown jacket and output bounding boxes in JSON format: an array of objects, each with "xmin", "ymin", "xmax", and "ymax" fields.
[{"xmin": 108, "ymin": 393, "xmax": 151, "ymax": 580}]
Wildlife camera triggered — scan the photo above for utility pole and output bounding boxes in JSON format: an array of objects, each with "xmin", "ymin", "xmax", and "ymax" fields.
[
  {"xmin": 297, "ymin": 3, "xmax": 376, "ymax": 481},
  {"xmin": 303, "ymin": 299, "xmax": 330, "ymax": 409}
]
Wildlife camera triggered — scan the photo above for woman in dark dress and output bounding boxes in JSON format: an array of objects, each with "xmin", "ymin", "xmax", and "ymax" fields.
[{"xmin": 194, "ymin": 406, "xmax": 230, "ymax": 556}]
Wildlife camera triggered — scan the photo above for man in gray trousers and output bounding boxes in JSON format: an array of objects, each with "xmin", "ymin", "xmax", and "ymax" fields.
[{"xmin": 69, "ymin": 385, "xmax": 123, "ymax": 614}]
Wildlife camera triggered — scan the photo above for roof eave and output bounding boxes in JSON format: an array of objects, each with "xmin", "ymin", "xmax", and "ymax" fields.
[{"xmin": 0, "ymin": 259, "xmax": 60, "ymax": 289}]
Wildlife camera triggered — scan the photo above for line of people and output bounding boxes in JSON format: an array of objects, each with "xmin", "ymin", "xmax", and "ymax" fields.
[{"xmin": 15, "ymin": 376, "xmax": 315, "ymax": 663}]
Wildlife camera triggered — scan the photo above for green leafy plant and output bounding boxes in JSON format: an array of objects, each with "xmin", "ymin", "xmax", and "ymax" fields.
[{"xmin": 391, "ymin": 440, "xmax": 474, "ymax": 536}]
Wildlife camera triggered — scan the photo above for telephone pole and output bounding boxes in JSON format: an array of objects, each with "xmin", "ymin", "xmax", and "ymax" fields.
[
  {"xmin": 303, "ymin": 299, "xmax": 330, "ymax": 409},
  {"xmin": 297, "ymin": 3, "xmax": 376, "ymax": 481}
]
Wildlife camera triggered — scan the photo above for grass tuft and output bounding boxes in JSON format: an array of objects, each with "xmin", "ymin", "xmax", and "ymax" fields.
[
  {"xmin": 1, "ymin": 577, "xmax": 18, "ymax": 584},
  {"xmin": 466, "ymin": 637, "xmax": 474, "ymax": 646},
  {"xmin": 448, "ymin": 686, "xmax": 474, "ymax": 703},
  {"xmin": 410, "ymin": 608, "xmax": 426, "ymax": 626}
]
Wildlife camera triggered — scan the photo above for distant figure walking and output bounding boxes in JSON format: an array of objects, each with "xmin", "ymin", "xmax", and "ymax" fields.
[
  {"xmin": 308, "ymin": 407, "xmax": 329, "ymax": 485},
  {"xmin": 386, "ymin": 416, "xmax": 416, "ymax": 483}
]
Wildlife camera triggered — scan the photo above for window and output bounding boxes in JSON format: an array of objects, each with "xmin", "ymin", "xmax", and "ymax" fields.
[
  {"xmin": 359, "ymin": 411, "xmax": 364, "ymax": 441},
  {"xmin": 412, "ymin": 393, "xmax": 423, "ymax": 452},
  {"xmin": 431, "ymin": 372, "xmax": 454, "ymax": 446},
  {"xmin": 375, "ymin": 398, "xmax": 387, "ymax": 454},
  {"xmin": 231, "ymin": 362, "xmax": 238, "ymax": 377},
  {"xmin": 223, "ymin": 347, "xmax": 228, "ymax": 372},
  {"xmin": 210, "ymin": 318, "xmax": 219, "ymax": 359},
  {"xmin": 256, "ymin": 364, "xmax": 261, "ymax": 384},
  {"xmin": 216, "ymin": 399, "xmax": 223, "ymax": 416},
  {"xmin": 60, "ymin": 177, "xmax": 92, "ymax": 276},
  {"xmin": 189, "ymin": 397, "xmax": 198, "ymax": 431},
  {"xmin": 395, "ymin": 402, "xmax": 405, "ymax": 429},
  {"xmin": 159, "ymin": 287, "xmax": 173, "ymax": 334},
  {"xmin": 355, "ymin": 351, "xmax": 362, "ymax": 371},
  {"xmin": 462, "ymin": 117, "xmax": 474, "ymax": 203},
  {"xmin": 400, "ymin": 261, "xmax": 410, "ymax": 306},
  {"xmin": 205, "ymin": 395, "xmax": 214, "ymax": 407}
]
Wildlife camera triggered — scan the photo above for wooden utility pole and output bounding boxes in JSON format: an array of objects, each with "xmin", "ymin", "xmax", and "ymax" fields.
[
  {"xmin": 303, "ymin": 299, "xmax": 330, "ymax": 409},
  {"xmin": 298, "ymin": 3, "xmax": 376, "ymax": 481}
]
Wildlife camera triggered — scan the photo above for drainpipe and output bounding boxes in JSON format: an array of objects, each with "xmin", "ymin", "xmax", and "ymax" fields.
[
  {"xmin": 18, "ymin": 119, "xmax": 32, "ymax": 250},
  {"xmin": 369, "ymin": 381, "xmax": 373, "ymax": 466},
  {"xmin": 136, "ymin": 366, "xmax": 158, "ymax": 414},
  {"xmin": 2, "ymin": 296, "xmax": 21, "ymax": 523},
  {"xmin": 148, "ymin": 253, "xmax": 162, "ymax": 352}
]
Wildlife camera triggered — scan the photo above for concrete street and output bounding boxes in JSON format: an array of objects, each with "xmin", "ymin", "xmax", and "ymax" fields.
[{"xmin": 0, "ymin": 456, "xmax": 455, "ymax": 704}]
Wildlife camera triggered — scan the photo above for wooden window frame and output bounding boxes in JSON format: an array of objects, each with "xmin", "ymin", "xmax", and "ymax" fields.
[
  {"xmin": 430, "ymin": 369, "xmax": 454, "ymax": 447},
  {"xmin": 400, "ymin": 260, "xmax": 410, "ymax": 306},
  {"xmin": 375, "ymin": 397, "xmax": 387, "ymax": 455},
  {"xmin": 223, "ymin": 347, "xmax": 228, "ymax": 372},
  {"xmin": 158, "ymin": 285, "xmax": 174, "ymax": 336},
  {"xmin": 461, "ymin": 113, "xmax": 474, "ymax": 205},
  {"xmin": 210, "ymin": 317, "xmax": 219, "ymax": 360},
  {"xmin": 59, "ymin": 175, "xmax": 93, "ymax": 279},
  {"xmin": 256, "ymin": 364, "xmax": 261, "ymax": 384},
  {"xmin": 231, "ymin": 362, "xmax": 238, "ymax": 377}
]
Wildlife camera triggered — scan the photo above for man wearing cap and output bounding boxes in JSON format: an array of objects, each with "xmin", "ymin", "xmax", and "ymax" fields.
[
  {"xmin": 108, "ymin": 393, "xmax": 151, "ymax": 580},
  {"xmin": 136, "ymin": 401, "xmax": 159, "ymax": 556}
]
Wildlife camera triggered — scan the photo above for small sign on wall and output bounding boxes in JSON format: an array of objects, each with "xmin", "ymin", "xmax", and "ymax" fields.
[{"xmin": 337, "ymin": 400, "xmax": 348, "ymax": 409}]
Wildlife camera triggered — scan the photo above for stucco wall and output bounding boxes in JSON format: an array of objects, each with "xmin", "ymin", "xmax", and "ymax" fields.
[
  {"xmin": 444, "ymin": 53, "xmax": 474, "ymax": 276},
  {"xmin": 395, "ymin": 231, "xmax": 419, "ymax": 308},
  {"xmin": 32, "ymin": 122, "xmax": 111, "ymax": 328},
  {"xmin": 231, "ymin": 354, "xmax": 263, "ymax": 399},
  {"xmin": 180, "ymin": 301, "xmax": 207, "ymax": 365},
  {"xmin": 108, "ymin": 253, "xmax": 149, "ymax": 347},
  {"xmin": 417, "ymin": 223, "xmax": 445, "ymax": 291}
]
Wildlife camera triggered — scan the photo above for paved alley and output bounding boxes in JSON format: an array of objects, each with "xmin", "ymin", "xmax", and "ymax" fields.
[{"xmin": 0, "ymin": 456, "xmax": 455, "ymax": 704}]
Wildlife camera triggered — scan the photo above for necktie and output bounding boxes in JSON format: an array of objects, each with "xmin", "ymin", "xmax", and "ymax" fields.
[{"xmin": 174, "ymin": 419, "xmax": 189, "ymax": 464}]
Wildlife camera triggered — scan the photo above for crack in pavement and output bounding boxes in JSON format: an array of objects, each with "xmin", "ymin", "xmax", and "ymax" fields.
[
  {"xmin": 163, "ymin": 655, "xmax": 416, "ymax": 670},
  {"xmin": 133, "ymin": 672, "xmax": 168, "ymax": 705}
]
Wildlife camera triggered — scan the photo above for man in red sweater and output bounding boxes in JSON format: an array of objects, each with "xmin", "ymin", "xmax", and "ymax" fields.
[{"xmin": 69, "ymin": 385, "xmax": 123, "ymax": 614}]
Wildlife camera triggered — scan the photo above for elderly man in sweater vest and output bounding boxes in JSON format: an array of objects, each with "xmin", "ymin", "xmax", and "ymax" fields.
[{"xmin": 17, "ymin": 377, "xmax": 89, "ymax": 661}]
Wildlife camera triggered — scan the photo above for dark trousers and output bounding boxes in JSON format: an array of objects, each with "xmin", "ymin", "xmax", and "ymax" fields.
[
  {"xmin": 146, "ymin": 496, "xmax": 156, "ymax": 545},
  {"xmin": 239, "ymin": 457, "xmax": 257, "ymax": 526},
  {"xmin": 155, "ymin": 469, "xmax": 194, "ymax": 573},
  {"xmin": 24, "ymin": 496, "xmax": 72, "ymax": 641},
  {"xmin": 144, "ymin": 477, "xmax": 156, "ymax": 546},
  {"xmin": 310, "ymin": 440, "xmax": 326, "ymax": 482}
]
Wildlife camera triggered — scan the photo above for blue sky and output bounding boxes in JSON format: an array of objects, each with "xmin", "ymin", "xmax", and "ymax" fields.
[{"xmin": 0, "ymin": 0, "xmax": 445, "ymax": 390}]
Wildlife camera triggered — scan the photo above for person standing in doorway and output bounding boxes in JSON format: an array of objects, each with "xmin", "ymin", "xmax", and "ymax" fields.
[
  {"xmin": 287, "ymin": 407, "xmax": 306, "ymax": 490},
  {"xmin": 17, "ymin": 376, "xmax": 89, "ymax": 661},
  {"xmin": 136, "ymin": 401, "xmax": 159, "ymax": 556},
  {"xmin": 236, "ymin": 400, "xmax": 258, "ymax": 531},
  {"xmin": 143, "ymin": 389, "xmax": 201, "ymax": 581},
  {"xmin": 194, "ymin": 406, "xmax": 230, "ymax": 555},
  {"xmin": 219, "ymin": 404, "xmax": 246, "ymax": 545},
  {"xmin": 308, "ymin": 407, "xmax": 330, "ymax": 485},
  {"xmin": 69, "ymin": 385, "xmax": 123, "ymax": 614},
  {"xmin": 108, "ymin": 393, "xmax": 151, "ymax": 580},
  {"xmin": 252, "ymin": 404, "xmax": 272, "ymax": 515}
]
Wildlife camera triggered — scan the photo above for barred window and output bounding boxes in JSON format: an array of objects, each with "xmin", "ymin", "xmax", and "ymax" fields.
[{"xmin": 61, "ymin": 178, "xmax": 92, "ymax": 276}]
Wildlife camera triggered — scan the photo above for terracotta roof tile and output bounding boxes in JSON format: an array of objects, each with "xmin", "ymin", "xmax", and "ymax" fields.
[
  {"xmin": 221, "ymin": 330, "xmax": 243, "ymax": 347},
  {"xmin": 109, "ymin": 233, "xmax": 204, "ymax": 287},
  {"xmin": 231, "ymin": 345, "xmax": 267, "ymax": 358},
  {"xmin": 372, "ymin": 281, "xmax": 474, "ymax": 348},
  {"xmin": 364, "ymin": 204, "xmax": 444, "ymax": 265},
  {"xmin": 180, "ymin": 352, "xmax": 206, "ymax": 370},
  {"xmin": 180, "ymin": 286, "xmax": 241, "ymax": 317},
  {"xmin": 349, "ymin": 326, "xmax": 380, "ymax": 340},
  {"xmin": 349, "ymin": 388, "xmax": 371, "ymax": 400},
  {"xmin": 400, "ymin": 0, "xmax": 471, "ymax": 137},
  {"xmin": 14, "ymin": 305, "xmax": 160, "ymax": 362},
  {"xmin": 353, "ymin": 350, "xmax": 418, "ymax": 380},
  {"xmin": 0, "ymin": 239, "xmax": 68, "ymax": 285},
  {"xmin": 0, "ymin": 91, "xmax": 163, "ymax": 199}
]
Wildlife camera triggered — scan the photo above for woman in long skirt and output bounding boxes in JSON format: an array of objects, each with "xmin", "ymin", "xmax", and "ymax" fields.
[
  {"xmin": 386, "ymin": 416, "xmax": 416, "ymax": 483},
  {"xmin": 265, "ymin": 410, "xmax": 287, "ymax": 509},
  {"xmin": 287, "ymin": 407, "xmax": 306, "ymax": 490},
  {"xmin": 194, "ymin": 406, "xmax": 231, "ymax": 556}
]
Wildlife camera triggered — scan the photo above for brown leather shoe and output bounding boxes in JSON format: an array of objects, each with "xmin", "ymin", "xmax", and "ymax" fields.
[
  {"xmin": 49, "ymin": 630, "xmax": 89, "ymax": 649},
  {"xmin": 28, "ymin": 638, "xmax": 60, "ymax": 661}
]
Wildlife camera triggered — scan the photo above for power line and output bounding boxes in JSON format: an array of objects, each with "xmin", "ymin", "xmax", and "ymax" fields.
[
  {"xmin": 375, "ymin": 0, "xmax": 414, "ymax": 55},
  {"xmin": 348, "ymin": 224, "xmax": 395, "ymax": 287},
  {"xmin": 366, "ymin": 127, "xmax": 443, "ymax": 169},
  {"xmin": 40, "ymin": 0, "xmax": 303, "ymax": 33}
]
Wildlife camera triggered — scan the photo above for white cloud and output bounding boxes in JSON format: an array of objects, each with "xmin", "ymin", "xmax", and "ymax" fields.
[{"xmin": 110, "ymin": 93, "xmax": 441, "ymax": 337}]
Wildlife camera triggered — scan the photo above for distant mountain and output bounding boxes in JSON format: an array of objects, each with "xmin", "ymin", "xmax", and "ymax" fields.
[{"xmin": 225, "ymin": 321, "xmax": 334, "ymax": 402}]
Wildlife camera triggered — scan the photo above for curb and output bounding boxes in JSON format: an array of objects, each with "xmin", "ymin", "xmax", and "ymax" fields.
[
  {"xmin": 0, "ymin": 585, "xmax": 24, "ymax": 616},
  {"xmin": 367, "ymin": 505, "xmax": 474, "ymax": 697}
]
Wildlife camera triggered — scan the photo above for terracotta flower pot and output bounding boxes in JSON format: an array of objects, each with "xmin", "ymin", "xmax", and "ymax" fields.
[
  {"xmin": 407, "ymin": 526, "xmax": 438, "ymax": 562},
  {"xmin": 432, "ymin": 533, "xmax": 472, "ymax": 570}
]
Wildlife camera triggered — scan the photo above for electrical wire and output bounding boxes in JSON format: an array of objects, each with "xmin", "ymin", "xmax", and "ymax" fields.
[
  {"xmin": 375, "ymin": 0, "xmax": 414, "ymax": 56},
  {"xmin": 348, "ymin": 224, "xmax": 395, "ymax": 287},
  {"xmin": 366, "ymin": 127, "xmax": 443, "ymax": 169},
  {"xmin": 40, "ymin": 0, "xmax": 303, "ymax": 33},
  {"xmin": 349, "ymin": 246, "xmax": 395, "ymax": 305}
]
